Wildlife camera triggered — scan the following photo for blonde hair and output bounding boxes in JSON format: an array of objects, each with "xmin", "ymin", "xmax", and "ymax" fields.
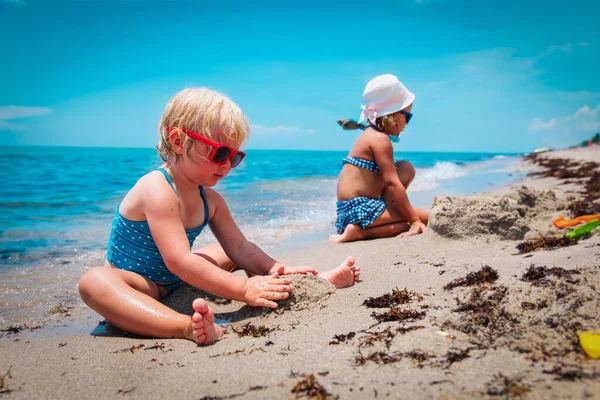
[
  {"xmin": 375, "ymin": 114, "xmax": 397, "ymax": 134},
  {"xmin": 157, "ymin": 88, "xmax": 250, "ymax": 162}
]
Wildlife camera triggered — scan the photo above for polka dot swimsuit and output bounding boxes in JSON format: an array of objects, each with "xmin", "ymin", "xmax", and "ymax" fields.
[{"xmin": 106, "ymin": 168, "xmax": 209, "ymax": 283}]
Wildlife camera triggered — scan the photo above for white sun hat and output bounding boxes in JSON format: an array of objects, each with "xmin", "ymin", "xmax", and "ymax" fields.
[{"xmin": 358, "ymin": 74, "xmax": 415, "ymax": 124}]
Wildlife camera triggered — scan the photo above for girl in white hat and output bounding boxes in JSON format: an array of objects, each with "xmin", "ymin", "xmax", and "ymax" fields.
[{"xmin": 330, "ymin": 74, "xmax": 428, "ymax": 243}]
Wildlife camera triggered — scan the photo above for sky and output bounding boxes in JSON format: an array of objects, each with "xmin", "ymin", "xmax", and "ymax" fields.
[{"xmin": 1, "ymin": 0, "xmax": 599, "ymax": 153}]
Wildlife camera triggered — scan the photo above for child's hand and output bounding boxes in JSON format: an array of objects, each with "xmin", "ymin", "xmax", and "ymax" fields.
[
  {"xmin": 268, "ymin": 265, "xmax": 319, "ymax": 276},
  {"xmin": 243, "ymin": 271, "xmax": 294, "ymax": 308},
  {"xmin": 398, "ymin": 221, "xmax": 426, "ymax": 238}
]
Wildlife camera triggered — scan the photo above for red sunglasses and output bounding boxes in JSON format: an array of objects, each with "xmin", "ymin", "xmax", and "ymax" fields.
[{"xmin": 167, "ymin": 127, "xmax": 246, "ymax": 168}]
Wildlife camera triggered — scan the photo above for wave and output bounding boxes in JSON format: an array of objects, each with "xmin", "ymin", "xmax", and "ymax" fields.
[{"xmin": 409, "ymin": 162, "xmax": 468, "ymax": 192}]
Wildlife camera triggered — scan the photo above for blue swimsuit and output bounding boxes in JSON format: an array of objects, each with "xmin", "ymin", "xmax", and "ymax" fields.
[
  {"xmin": 106, "ymin": 168, "xmax": 209, "ymax": 295},
  {"xmin": 335, "ymin": 157, "xmax": 386, "ymax": 234}
]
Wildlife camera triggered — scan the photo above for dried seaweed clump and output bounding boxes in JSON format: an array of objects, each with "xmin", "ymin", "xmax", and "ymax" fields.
[
  {"xmin": 516, "ymin": 236, "xmax": 577, "ymax": 254},
  {"xmin": 525, "ymin": 156, "xmax": 599, "ymax": 180},
  {"xmin": 566, "ymin": 199, "xmax": 600, "ymax": 218},
  {"xmin": 443, "ymin": 266, "xmax": 499, "ymax": 290},
  {"xmin": 449, "ymin": 286, "xmax": 519, "ymax": 345},
  {"xmin": 520, "ymin": 264, "xmax": 581, "ymax": 287},
  {"xmin": 371, "ymin": 308, "xmax": 426, "ymax": 323},
  {"xmin": 583, "ymin": 171, "xmax": 600, "ymax": 200},
  {"xmin": 485, "ymin": 374, "xmax": 531, "ymax": 397},
  {"xmin": 329, "ymin": 332, "xmax": 356, "ymax": 345},
  {"xmin": 363, "ymin": 287, "xmax": 423, "ymax": 308},
  {"xmin": 232, "ymin": 323, "xmax": 278, "ymax": 338},
  {"xmin": 291, "ymin": 374, "xmax": 336, "ymax": 399},
  {"xmin": 0, "ymin": 367, "xmax": 16, "ymax": 395},
  {"xmin": 543, "ymin": 363, "xmax": 600, "ymax": 381}
]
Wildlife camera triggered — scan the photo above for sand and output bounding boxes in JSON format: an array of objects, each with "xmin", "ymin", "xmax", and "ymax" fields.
[{"xmin": 1, "ymin": 148, "xmax": 599, "ymax": 399}]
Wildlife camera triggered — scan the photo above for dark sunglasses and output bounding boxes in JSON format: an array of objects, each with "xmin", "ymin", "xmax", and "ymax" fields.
[
  {"xmin": 398, "ymin": 110, "xmax": 413, "ymax": 124},
  {"xmin": 166, "ymin": 127, "xmax": 246, "ymax": 168}
]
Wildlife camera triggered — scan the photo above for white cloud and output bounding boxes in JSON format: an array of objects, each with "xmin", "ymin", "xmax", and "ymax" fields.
[
  {"xmin": 251, "ymin": 124, "xmax": 315, "ymax": 136},
  {"xmin": 0, "ymin": 106, "xmax": 52, "ymax": 131},
  {"xmin": 529, "ymin": 104, "xmax": 600, "ymax": 135},
  {"xmin": 536, "ymin": 42, "xmax": 590, "ymax": 60},
  {"xmin": 529, "ymin": 118, "xmax": 558, "ymax": 131}
]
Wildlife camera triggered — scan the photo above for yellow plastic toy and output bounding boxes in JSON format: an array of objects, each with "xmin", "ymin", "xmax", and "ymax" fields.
[{"xmin": 578, "ymin": 329, "xmax": 600, "ymax": 359}]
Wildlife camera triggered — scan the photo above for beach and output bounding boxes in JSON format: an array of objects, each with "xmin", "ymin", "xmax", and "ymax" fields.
[{"xmin": 1, "ymin": 148, "xmax": 599, "ymax": 399}]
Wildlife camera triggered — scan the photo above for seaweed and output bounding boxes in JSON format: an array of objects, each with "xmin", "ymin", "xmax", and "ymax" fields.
[
  {"xmin": 363, "ymin": 288, "xmax": 423, "ymax": 308},
  {"xmin": 144, "ymin": 342, "xmax": 173, "ymax": 352},
  {"xmin": 443, "ymin": 266, "xmax": 499, "ymax": 290},
  {"xmin": 442, "ymin": 348, "xmax": 471, "ymax": 368},
  {"xmin": 48, "ymin": 302, "xmax": 75, "ymax": 316},
  {"xmin": 0, "ymin": 324, "xmax": 42, "ymax": 335},
  {"xmin": 525, "ymin": 156, "xmax": 599, "ymax": 181},
  {"xmin": 370, "ymin": 308, "xmax": 426, "ymax": 323},
  {"xmin": 113, "ymin": 344, "xmax": 145, "ymax": 354},
  {"xmin": 451, "ymin": 286, "xmax": 519, "ymax": 345},
  {"xmin": 290, "ymin": 373, "xmax": 336, "ymax": 399},
  {"xmin": 329, "ymin": 332, "xmax": 356, "ymax": 345},
  {"xmin": 354, "ymin": 351, "xmax": 403, "ymax": 366},
  {"xmin": 542, "ymin": 363, "xmax": 600, "ymax": 381},
  {"xmin": 516, "ymin": 236, "xmax": 578, "ymax": 254},
  {"xmin": 566, "ymin": 199, "xmax": 600, "ymax": 218},
  {"xmin": 402, "ymin": 350, "xmax": 436, "ymax": 366},
  {"xmin": 359, "ymin": 327, "xmax": 397, "ymax": 349},
  {"xmin": 232, "ymin": 323, "xmax": 278, "ymax": 338},
  {"xmin": 0, "ymin": 367, "xmax": 15, "ymax": 395},
  {"xmin": 485, "ymin": 374, "xmax": 531, "ymax": 397},
  {"xmin": 520, "ymin": 264, "xmax": 580, "ymax": 287}
]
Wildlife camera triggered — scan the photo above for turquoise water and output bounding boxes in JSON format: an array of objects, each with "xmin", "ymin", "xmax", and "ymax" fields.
[{"xmin": 0, "ymin": 146, "xmax": 523, "ymax": 268}]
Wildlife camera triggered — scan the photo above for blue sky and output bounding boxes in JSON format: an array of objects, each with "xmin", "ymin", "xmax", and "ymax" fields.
[{"xmin": 1, "ymin": 0, "xmax": 598, "ymax": 152}]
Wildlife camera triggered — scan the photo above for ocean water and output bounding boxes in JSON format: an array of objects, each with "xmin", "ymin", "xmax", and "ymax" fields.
[{"xmin": 0, "ymin": 146, "xmax": 525, "ymax": 326}]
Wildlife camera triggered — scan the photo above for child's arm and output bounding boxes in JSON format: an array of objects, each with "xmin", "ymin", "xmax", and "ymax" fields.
[
  {"xmin": 143, "ymin": 180, "xmax": 292, "ymax": 308},
  {"xmin": 206, "ymin": 190, "xmax": 317, "ymax": 276},
  {"xmin": 372, "ymin": 138, "xmax": 424, "ymax": 230}
]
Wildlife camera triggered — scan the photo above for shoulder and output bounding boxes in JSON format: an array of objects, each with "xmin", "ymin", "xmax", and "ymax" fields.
[
  {"xmin": 363, "ymin": 129, "xmax": 393, "ymax": 154},
  {"xmin": 136, "ymin": 170, "xmax": 179, "ymax": 208},
  {"xmin": 202, "ymin": 187, "xmax": 227, "ymax": 218}
]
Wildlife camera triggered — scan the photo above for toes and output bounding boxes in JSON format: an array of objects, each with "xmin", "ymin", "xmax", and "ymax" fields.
[
  {"xmin": 192, "ymin": 298, "xmax": 209, "ymax": 314},
  {"xmin": 192, "ymin": 312, "xmax": 203, "ymax": 324}
]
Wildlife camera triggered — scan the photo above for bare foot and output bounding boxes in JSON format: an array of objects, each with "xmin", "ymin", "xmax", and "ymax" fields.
[
  {"xmin": 190, "ymin": 298, "xmax": 223, "ymax": 345},
  {"xmin": 329, "ymin": 224, "xmax": 363, "ymax": 243},
  {"xmin": 319, "ymin": 257, "xmax": 361, "ymax": 288}
]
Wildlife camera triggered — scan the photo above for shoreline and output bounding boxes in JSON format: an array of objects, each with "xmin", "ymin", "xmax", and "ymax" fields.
[{"xmin": 1, "ymin": 148, "xmax": 599, "ymax": 399}]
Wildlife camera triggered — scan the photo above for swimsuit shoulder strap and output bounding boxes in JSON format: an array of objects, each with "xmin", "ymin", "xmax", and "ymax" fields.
[
  {"xmin": 156, "ymin": 168, "xmax": 179, "ymax": 197},
  {"xmin": 199, "ymin": 186, "xmax": 209, "ymax": 227}
]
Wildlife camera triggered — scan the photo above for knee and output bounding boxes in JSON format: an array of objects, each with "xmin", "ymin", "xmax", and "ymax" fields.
[
  {"xmin": 78, "ymin": 268, "xmax": 109, "ymax": 304},
  {"xmin": 395, "ymin": 160, "xmax": 416, "ymax": 187}
]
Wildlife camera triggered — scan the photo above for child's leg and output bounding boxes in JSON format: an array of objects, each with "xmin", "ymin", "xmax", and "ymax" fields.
[
  {"xmin": 394, "ymin": 160, "xmax": 416, "ymax": 188},
  {"xmin": 329, "ymin": 205, "xmax": 428, "ymax": 243},
  {"xmin": 78, "ymin": 265, "xmax": 222, "ymax": 345},
  {"xmin": 195, "ymin": 244, "xmax": 360, "ymax": 288}
]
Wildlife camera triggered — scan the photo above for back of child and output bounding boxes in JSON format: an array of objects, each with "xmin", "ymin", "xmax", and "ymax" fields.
[
  {"xmin": 329, "ymin": 74, "xmax": 429, "ymax": 243},
  {"xmin": 79, "ymin": 87, "xmax": 360, "ymax": 345}
]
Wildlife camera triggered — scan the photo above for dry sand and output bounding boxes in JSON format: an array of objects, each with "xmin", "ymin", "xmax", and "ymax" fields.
[{"xmin": 1, "ymin": 148, "xmax": 599, "ymax": 399}]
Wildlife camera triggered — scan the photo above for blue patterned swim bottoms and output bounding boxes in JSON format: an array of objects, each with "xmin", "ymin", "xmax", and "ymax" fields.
[{"xmin": 335, "ymin": 197, "xmax": 387, "ymax": 234}]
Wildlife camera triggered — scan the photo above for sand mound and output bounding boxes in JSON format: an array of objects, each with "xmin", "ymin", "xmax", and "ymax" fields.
[
  {"xmin": 162, "ymin": 274, "xmax": 335, "ymax": 330},
  {"xmin": 429, "ymin": 186, "xmax": 558, "ymax": 240}
]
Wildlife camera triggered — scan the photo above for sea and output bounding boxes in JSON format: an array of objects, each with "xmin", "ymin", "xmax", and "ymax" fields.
[{"xmin": 0, "ymin": 146, "xmax": 526, "ymax": 326}]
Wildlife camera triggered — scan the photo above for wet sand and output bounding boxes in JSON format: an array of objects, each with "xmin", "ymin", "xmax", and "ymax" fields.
[{"xmin": 1, "ymin": 147, "xmax": 599, "ymax": 399}]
